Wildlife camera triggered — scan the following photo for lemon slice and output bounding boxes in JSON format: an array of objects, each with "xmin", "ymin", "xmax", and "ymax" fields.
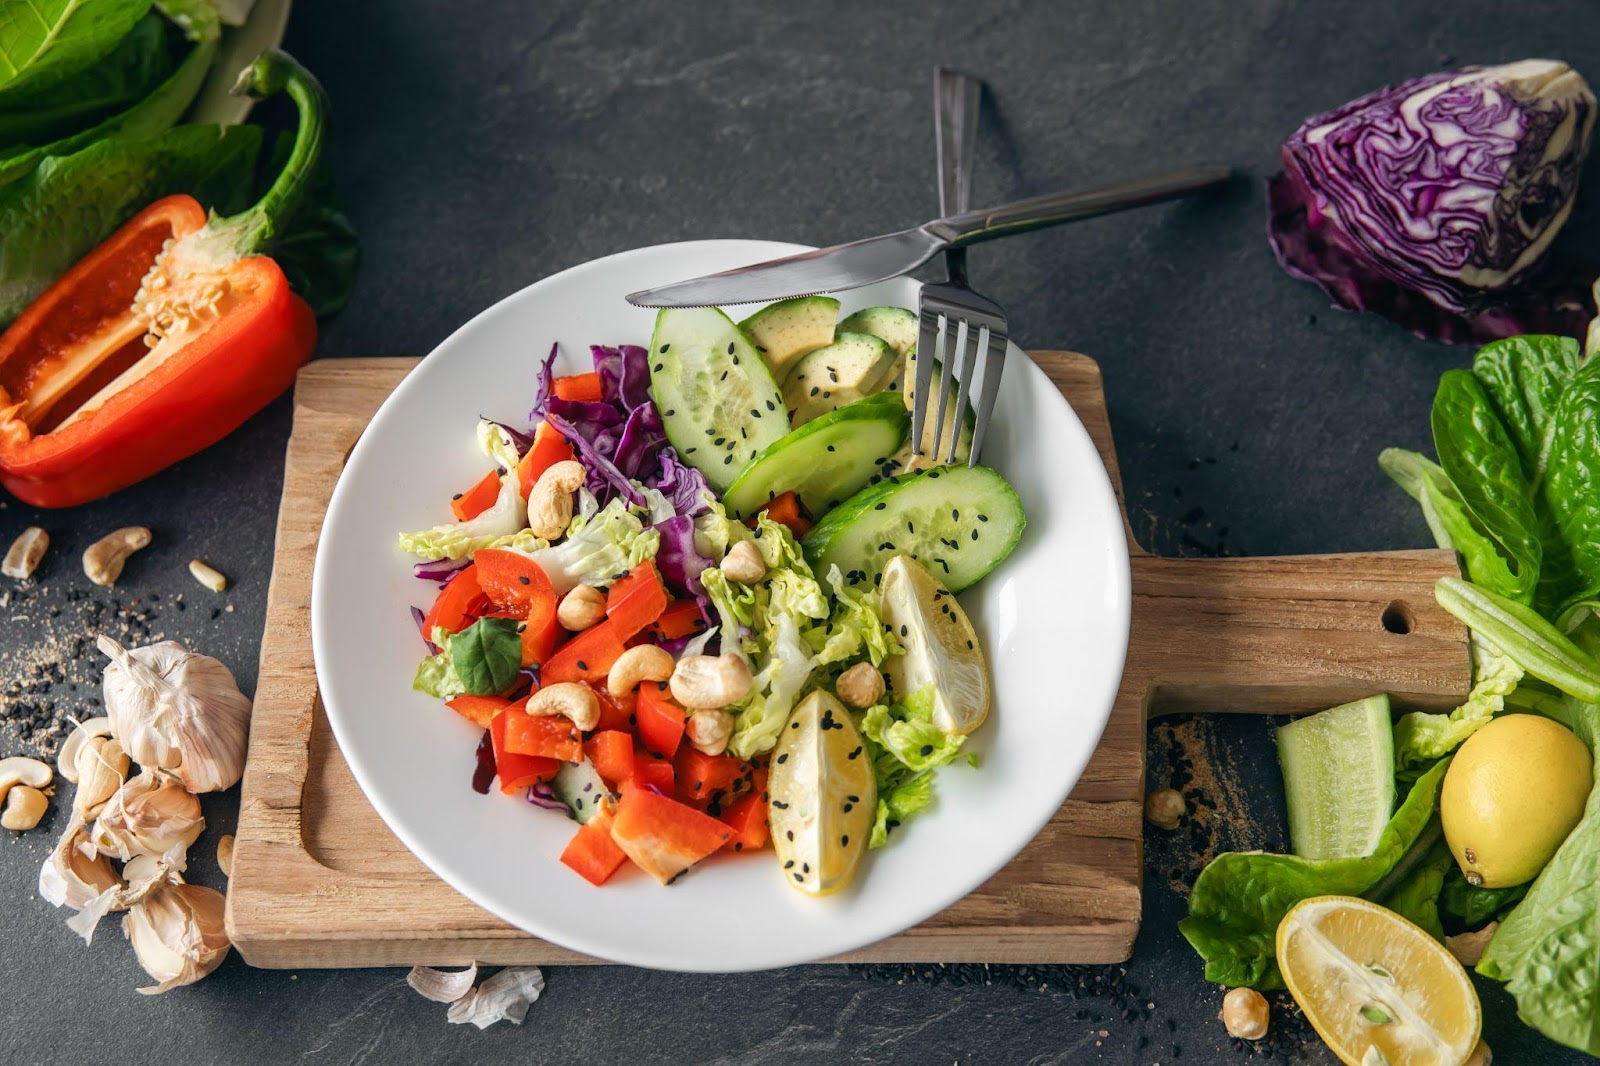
[
  {"xmin": 1277, "ymin": 896, "xmax": 1482, "ymax": 1066},
  {"xmin": 879, "ymin": 554, "xmax": 990, "ymax": 735},
  {"xmin": 769, "ymin": 691, "xmax": 876, "ymax": 896}
]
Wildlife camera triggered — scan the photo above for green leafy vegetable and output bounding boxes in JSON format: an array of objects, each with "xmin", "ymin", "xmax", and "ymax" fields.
[
  {"xmin": 862, "ymin": 684, "xmax": 967, "ymax": 847},
  {"xmin": 1378, "ymin": 837, "xmax": 1454, "ymax": 942},
  {"xmin": 447, "ymin": 617, "xmax": 522, "ymax": 696},
  {"xmin": 1379, "ymin": 448, "xmax": 1525, "ymax": 600},
  {"xmin": 258, "ymin": 130, "xmax": 359, "ymax": 317},
  {"xmin": 0, "ymin": 121, "xmax": 257, "ymax": 325},
  {"xmin": 1434, "ymin": 576, "xmax": 1600, "ymax": 703},
  {"xmin": 1469, "ymin": 335, "xmax": 1581, "ymax": 480},
  {"xmin": 525, "ymin": 494, "xmax": 658, "ymax": 594},
  {"xmin": 1440, "ymin": 868, "xmax": 1527, "ymax": 926},
  {"xmin": 413, "ymin": 627, "xmax": 467, "ymax": 700},
  {"xmin": 397, "ymin": 471, "xmax": 525, "ymax": 561},
  {"xmin": 0, "ymin": 0, "xmax": 152, "ymax": 100},
  {"xmin": 1393, "ymin": 636, "xmax": 1523, "ymax": 773},
  {"xmin": 1179, "ymin": 759, "xmax": 1450, "ymax": 988},
  {"xmin": 1537, "ymin": 357, "xmax": 1600, "ymax": 612}
]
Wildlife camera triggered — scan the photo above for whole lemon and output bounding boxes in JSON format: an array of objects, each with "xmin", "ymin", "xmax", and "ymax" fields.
[{"xmin": 1441, "ymin": 714, "xmax": 1593, "ymax": 889}]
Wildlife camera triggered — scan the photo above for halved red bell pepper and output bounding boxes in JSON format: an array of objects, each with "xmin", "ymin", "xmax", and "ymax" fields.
[
  {"xmin": 719, "ymin": 791, "xmax": 769, "ymax": 852},
  {"xmin": 516, "ymin": 421, "xmax": 574, "ymax": 499},
  {"xmin": 560, "ymin": 804, "xmax": 629, "ymax": 886},
  {"xmin": 0, "ymin": 52, "xmax": 328, "ymax": 508},
  {"xmin": 635, "ymin": 682, "xmax": 686, "ymax": 760},
  {"xmin": 583, "ymin": 730, "xmax": 635, "ymax": 789},
  {"xmin": 489, "ymin": 708, "xmax": 560, "ymax": 794},
  {"xmin": 608, "ymin": 785, "xmax": 732, "ymax": 885},
  {"xmin": 552, "ymin": 372, "xmax": 603, "ymax": 402},
  {"xmin": 474, "ymin": 548, "xmax": 557, "ymax": 627},
  {"xmin": 423, "ymin": 564, "xmax": 490, "ymax": 636},
  {"xmin": 451, "ymin": 470, "xmax": 502, "ymax": 521},
  {"xmin": 447, "ymin": 694, "xmax": 507, "ymax": 729}
]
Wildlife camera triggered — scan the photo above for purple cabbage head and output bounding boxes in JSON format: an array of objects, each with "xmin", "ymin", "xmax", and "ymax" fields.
[{"xmin": 1268, "ymin": 59, "xmax": 1597, "ymax": 343}]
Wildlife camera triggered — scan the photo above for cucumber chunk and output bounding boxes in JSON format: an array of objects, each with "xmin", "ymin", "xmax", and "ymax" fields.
[
  {"xmin": 802, "ymin": 464, "xmax": 1024, "ymax": 593},
  {"xmin": 723, "ymin": 394, "xmax": 908, "ymax": 519},
  {"xmin": 1276, "ymin": 695, "xmax": 1395, "ymax": 861},
  {"xmin": 839, "ymin": 306, "xmax": 918, "ymax": 358},
  {"xmin": 551, "ymin": 758, "xmax": 616, "ymax": 825},
  {"xmin": 783, "ymin": 332, "xmax": 896, "ymax": 426},
  {"xmin": 649, "ymin": 307, "xmax": 788, "ymax": 493},
  {"xmin": 740, "ymin": 296, "xmax": 839, "ymax": 379}
]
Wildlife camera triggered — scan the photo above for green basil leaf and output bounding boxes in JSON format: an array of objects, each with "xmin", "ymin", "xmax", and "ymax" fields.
[
  {"xmin": 1431, "ymin": 369, "xmax": 1542, "ymax": 603},
  {"xmin": 1537, "ymin": 357, "xmax": 1600, "ymax": 614},
  {"xmin": 0, "ymin": 122, "xmax": 259, "ymax": 326},
  {"xmin": 0, "ymin": 0, "xmax": 151, "ymax": 100},
  {"xmin": 447, "ymin": 617, "xmax": 522, "ymax": 696},
  {"xmin": 0, "ymin": 12, "xmax": 172, "ymax": 150},
  {"xmin": 1470, "ymin": 335, "xmax": 1582, "ymax": 482}
]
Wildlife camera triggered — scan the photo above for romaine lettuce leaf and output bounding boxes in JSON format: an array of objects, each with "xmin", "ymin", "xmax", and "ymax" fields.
[{"xmin": 1393, "ymin": 636, "xmax": 1524, "ymax": 772}]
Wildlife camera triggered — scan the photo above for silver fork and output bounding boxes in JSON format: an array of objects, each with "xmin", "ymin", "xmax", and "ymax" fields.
[{"xmin": 916, "ymin": 67, "xmax": 1007, "ymax": 466}]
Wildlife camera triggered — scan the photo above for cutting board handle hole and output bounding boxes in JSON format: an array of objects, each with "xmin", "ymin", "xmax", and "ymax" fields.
[{"xmin": 1381, "ymin": 600, "xmax": 1415, "ymax": 635}]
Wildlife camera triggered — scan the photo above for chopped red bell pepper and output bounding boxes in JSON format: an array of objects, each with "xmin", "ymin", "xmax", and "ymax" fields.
[
  {"xmin": 674, "ymin": 749, "xmax": 751, "ymax": 809},
  {"xmin": 608, "ymin": 786, "xmax": 732, "ymax": 885},
  {"xmin": 489, "ymin": 709, "xmax": 560, "ymax": 794},
  {"xmin": 605, "ymin": 560, "xmax": 669, "ymax": 627},
  {"xmin": 583, "ymin": 730, "xmax": 635, "ymax": 789},
  {"xmin": 719, "ymin": 791, "xmax": 769, "ymax": 852},
  {"xmin": 539, "ymin": 564, "xmax": 667, "ymax": 683},
  {"xmin": 519, "ymin": 610, "xmax": 564, "ymax": 666},
  {"xmin": 0, "ymin": 53, "xmax": 328, "ymax": 508},
  {"xmin": 447, "ymin": 694, "xmax": 508, "ymax": 729},
  {"xmin": 635, "ymin": 682, "xmax": 686, "ymax": 760},
  {"xmin": 474, "ymin": 548, "xmax": 557, "ymax": 625},
  {"xmin": 450, "ymin": 469, "xmax": 502, "ymax": 521},
  {"xmin": 629, "ymin": 753, "xmax": 675, "ymax": 795},
  {"xmin": 747, "ymin": 490, "xmax": 811, "ymax": 538},
  {"xmin": 560, "ymin": 805, "xmax": 629, "ymax": 886},
  {"xmin": 501, "ymin": 703, "xmax": 584, "ymax": 762},
  {"xmin": 593, "ymin": 686, "xmax": 633, "ymax": 733},
  {"xmin": 551, "ymin": 372, "xmax": 603, "ymax": 402},
  {"xmin": 650, "ymin": 600, "xmax": 708, "ymax": 641},
  {"xmin": 423, "ymin": 564, "xmax": 490, "ymax": 636},
  {"xmin": 516, "ymin": 421, "xmax": 575, "ymax": 499}
]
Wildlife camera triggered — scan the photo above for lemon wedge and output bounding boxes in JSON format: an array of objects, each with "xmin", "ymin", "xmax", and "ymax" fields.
[
  {"xmin": 769, "ymin": 691, "xmax": 875, "ymax": 896},
  {"xmin": 1277, "ymin": 896, "xmax": 1481, "ymax": 1066},
  {"xmin": 879, "ymin": 554, "xmax": 990, "ymax": 735}
]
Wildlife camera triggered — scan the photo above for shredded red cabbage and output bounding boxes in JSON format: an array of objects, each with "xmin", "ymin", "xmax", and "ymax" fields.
[
  {"xmin": 410, "ymin": 605, "xmax": 439, "ymax": 654},
  {"xmin": 413, "ymin": 556, "xmax": 469, "ymax": 583},
  {"xmin": 526, "ymin": 782, "xmax": 567, "ymax": 811}
]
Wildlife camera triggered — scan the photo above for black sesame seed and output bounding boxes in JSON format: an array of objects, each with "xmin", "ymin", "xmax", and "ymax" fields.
[
  {"xmin": 766, "ymin": 399, "xmax": 775, "ymax": 411},
  {"xmin": 777, "ymin": 753, "xmax": 788, "ymax": 763},
  {"xmin": 794, "ymin": 872, "xmax": 803, "ymax": 882},
  {"xmin": 874, "ymin": 502, "xmax": 887, "ymax": 511},
  {"xmin": 727, "ymin": 342, "xmax": 736, "ymax": 354},
  {"xmin": 576, "ymin": 660, "xmax": 587, "ymax": 671},
  {"xmin": 952, "ymin": 509, "xmax": 959, "ymax": 520},
  {"xmin": 920, "ymin": 744, "xmax": 934, "ymax": 756},
  {"xmin": 971, "ymin": 530, "xmax": 979, "ymax": 541},
  {"xmin": 517, "ymin": 575, "xmax": 530, "ymax": 585},
  {"xmin": 841, "ymin": 835, "xmax": 849, "ymax": 846},
  {"xmin": 654, "ymin": 363, "xmax": 664, "ymax": 372},
  {"xmin": 978, "ymin": 514, "xmax": 989, "ymax": 522},
  {"xmin": 665, "ymin": 408, "xmax": 676, "ymax": 416},
  {"xmin": 784, "ymin": 860, "xmax": 794, "ymax": 869},
  {"xmin": 724, "ymin": 455, "xmax": 733, "ymax": 465}
]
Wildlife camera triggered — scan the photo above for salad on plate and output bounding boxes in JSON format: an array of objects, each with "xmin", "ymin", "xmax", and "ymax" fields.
[{"xmin": 396, "ymin": 297, "xmax": 1024, "ymax": 894}]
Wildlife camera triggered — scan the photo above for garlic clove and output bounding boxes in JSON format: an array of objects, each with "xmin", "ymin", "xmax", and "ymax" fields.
[
  {"xmin": 38, "ymin": 818, "xmax": 121, "ymax": 910},
  {"xmin": 89, "ymin": 769, "xmax": 204, "ymax": 865},
  {"xmin": 407, "ymin": 964, "xmax": 479, "ymax": 1003},
  {"xmin": 98, "ymin": 635, "xmax": 252, "ymax": 794},
  {"xmin": 57, "ymin": 716, "xmax": 113, "ymax": 784},
  {"xmin": 124, "ymin": 882, "xmax": 231, "ymax": 994},
  {"xmin": 72, "ymin": 736, "xmax": 129, "ymax": 821},
  {"xmin": 444, "ymin": 967, "xmax": 545, "ymax": 1028}
]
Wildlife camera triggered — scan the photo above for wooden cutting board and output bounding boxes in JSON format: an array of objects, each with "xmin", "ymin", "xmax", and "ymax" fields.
[{"xmin": 225, "ymin": 353, "xmax": 1470, "ymax": 969}]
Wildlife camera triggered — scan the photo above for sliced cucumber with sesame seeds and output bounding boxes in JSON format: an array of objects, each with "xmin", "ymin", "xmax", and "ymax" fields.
[
  {"xmin": 648, "ymin": 307, "xmax": 789, "ymax": 493},
  {"xmin": 801, "ymin": 464, "xmax": 1024, "ymax": 593},
  {"xmin": 722, "ymin": 394, "xmax": 908, "ymax": 519}
]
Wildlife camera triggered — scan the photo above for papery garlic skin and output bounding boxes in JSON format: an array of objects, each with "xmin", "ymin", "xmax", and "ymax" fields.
[
  {"xmin": 39, "ymin": 818, "xmax": 120, "ymax": 910},
  {"xmin": 124, "ymin": 882, "xmax": 231, "ymax": 994},
  {"xmin": 90, "ymin": 770, "xmax": 205, "ymax": 864},
  {"xmin": 98, "ymin": 635, "xmax": 251, "ymax": 793}
]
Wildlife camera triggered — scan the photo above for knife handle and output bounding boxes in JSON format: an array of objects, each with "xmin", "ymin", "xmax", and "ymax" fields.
[{"xmin": 930, "ymin": 165, "xmax": 1234, "ymax": 247}]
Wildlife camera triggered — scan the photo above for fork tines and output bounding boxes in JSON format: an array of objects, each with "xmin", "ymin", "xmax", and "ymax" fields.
[{"xmin": 912, "ymin": 281, "xmax": 1008, "ymax": 467}]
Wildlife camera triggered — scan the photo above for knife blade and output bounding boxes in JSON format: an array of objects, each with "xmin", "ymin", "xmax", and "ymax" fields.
[{"xmin": 625, "ymin": 164, "xmax": 1232, "ymax": 308}]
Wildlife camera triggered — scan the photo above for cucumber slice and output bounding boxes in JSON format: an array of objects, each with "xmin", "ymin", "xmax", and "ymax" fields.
[
  {"xmin": 802, "ymin": 464, "xmax": 1025, "ymax": 592},
  {"xmin": 1276, "ymin": 695, "xmax": 1395, "ymax": 861},
  {"xmin": 648, "ymin": 307, "xmax": 788, "ymax": 493},
  {"xmin": 723, "ymin": 394, "xmax": 908, "ymax": 519},
  {"xmin": 839, "ymin": 306, "xmax": 918, "ymax": 358},
  {"xmin": 783, "ymin": 332, "xmax": 896, "ymax": 425},
  {"xmin": 551, "ymin": 758, "xmax": 615, "ymax": 825},
  {"xmin": 740, "ymin": 296, "xmax": 839, "ymax": 379}
]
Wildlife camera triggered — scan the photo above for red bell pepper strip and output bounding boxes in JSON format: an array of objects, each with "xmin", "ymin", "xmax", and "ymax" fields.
[
  {"xmin": 747, "ymin": 490, "xmax": 811, "ymax": 538},
  {"xmin": 501, "ymin": 704, "xmax": 584, "ymax": 762},
  {"xmin": 473, "ymin": 548, "xmax": 557, "ymax": 626},
  {"xmin": 516, "ymin": 421, "xmax": 574, "ymax": 499},
  {"xmin": 551, "ymin": 373, "xmax": 603, "ymax": 402},
  {"xmin": 520, "ymin": 610, "xmax": 564, "ymax": 667},
  {"xmin": 674, "ymin": 749, "xmax": 750, "ymax": 809},
  {"xmin": 422, "ymin": 564, "xmax": 490, "ymax": 636},
  {"xmin": 719, "ymin": 792, "xmax": 769, "ymax": 852},
  {"xmin": 635, "ymin": 682, "xmax": 686, "ymax": 760},
  {"xmin": 608, "ymin": 786, "xmax": 732, "ymax": 885},
  {"xmin": 447, "ymin": 694, "xmax": 508, "ymax": 729},
  {"xmin": 593, "ymin": 686, "xmax": 633, "ymax": 733},
  {"xmin": 605, "ymin": 560, "xmax": 668, "ymax": 625},
  {"xmin": 489, "ymin": 709, "xmax": 560, "ymax": 794},
  {"xmin": 0, "ymin": 52, "xmax": 329, "ymax": 507},
  {"xmin": 542, "ymin": 565, "xmax": 668, "ymax": 683},
  {"xmin": 650, "ymin": 600, "xmax": 707, "ymax": 641},
  {"xmin": 560, "ymin": 805, "xmax": 629, "ymax": 886},
  {"xmin": 629, "ymin": 754, "xmax": 675, "ymax": 796},
  {"xmin": 450, "ymin": 470, "xmax": 502, "ymax": 521},
  {"xmin": 583, "ymin": 730, "xmax": 635, "ymax": 789}
]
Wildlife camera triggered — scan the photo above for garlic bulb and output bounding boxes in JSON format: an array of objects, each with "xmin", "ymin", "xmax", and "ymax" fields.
[
  {"xmin": 90, "ymin": 770, "xmax": 205, "ymax": 864},
  {"xmin": 98, "ymin": 635, "xmax": 252, "ymax": 793},
  {"xmin": 124, "ymin": 882, "xmax": 231, "ymax": 994},
  {"xmin": 39, "ymin": 819, "xmax": 120, "ymax": 910}
]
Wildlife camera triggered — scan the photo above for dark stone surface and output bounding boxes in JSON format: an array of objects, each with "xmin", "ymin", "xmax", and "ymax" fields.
[{"xmin": 3, "ymin": 0, "xmax": 1598, "ymax": 1062}]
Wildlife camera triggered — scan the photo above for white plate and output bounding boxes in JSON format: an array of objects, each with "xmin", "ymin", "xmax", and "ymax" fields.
[{"xmin": 311, "ymin": 240, "xmax": 1132, "ymax": 972}]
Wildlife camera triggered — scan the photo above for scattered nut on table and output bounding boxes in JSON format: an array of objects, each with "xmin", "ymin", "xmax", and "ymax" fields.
[
  {"xmin": 1219, "ymin": 986, "xmax": 1269, "ymax": 1040},
  {"xmin": 2, "ymin": 785, "xmax": 47, "ymax": 831},
  {"xmin": 188, "ymin": 559, "xmax": 227, "ymax": 592},
  {"xmin": 1144, "ymin": 787, "xmax": 1186, "ymax": 830},
  {"xmin": 83, "ymin": 526, "xmax": 151, "ymax": 586},
  {"xmin": 2, "ymin": 526, "xmax": 48, "ymax": 580},
  {"xmin": 0, "ymin": 755, "xmax": 53, "ymax": 801}
]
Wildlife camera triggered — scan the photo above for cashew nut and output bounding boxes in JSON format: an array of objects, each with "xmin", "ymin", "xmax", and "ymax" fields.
[
  {"xmin": 83, "ymin": 526, "xmax": 151, "ymax": 587},
  {"xmin": 2, "ymin": 526, "xmax": 48, "ymax": 580},
  {"xmin": 669, "ymin": 653, "xmax": 753, "ymax": 709},
  {"xmin": 72, "ymin": 737, "xmax": 128, "ymax": 820},
  {"xmin": 835, "ymin": 662, "xmax": 885, "ymax": 708},
  {"xmin": 607, "ymin": 644, "xmax": 675, "ymax": 698},
  {"xmin": 217, "ymin": 834, "xmax": 235, "ymax": 878},
  {"xmin": 1219, "ymin": 987, "xmax": 1269, "ymax": 1041},
  {"xmin": 720, "ymin": 540, "xmax": 766, "ymax": 584},
  {"xmin": 188, "ymin": 558, "xmax": 227, "ymax": 592},
  {"xmin": 57, "ymin": 718, "xmax": 113, "ymax": 784},
  {"xmin": 525, "ymin": 682, "xmax": 600, "ymax": 731},
  {"xmin": 557, "ymin": 584, "xmax": 606, "ymax": 631},
  {"xmin": 527, "ymin": 460, "xmax": 585, "ymax": 538},
  {"xmin": 2, "ymin": 786, "xmax": 47, "ymax": 831},
  {"xmin": 686, "ymin": 709, "xmax": 733, "ymax": 756},
  {"xmin": 0, "ymin": 756, "xmax": 53, "ymax": 807}
]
